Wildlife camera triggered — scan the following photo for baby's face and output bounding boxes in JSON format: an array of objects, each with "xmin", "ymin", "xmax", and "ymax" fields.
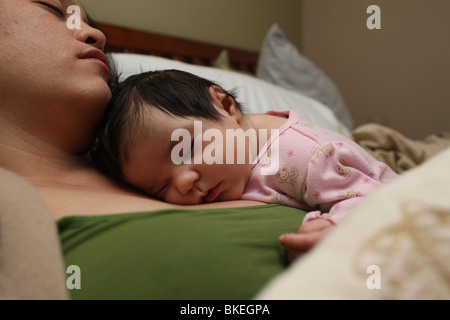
[{"xmin": 122, "ymin": 107, "xmax": 255, "ymax": 205}]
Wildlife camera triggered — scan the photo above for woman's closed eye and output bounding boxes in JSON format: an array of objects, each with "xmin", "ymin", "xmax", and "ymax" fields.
[{"xmin": 36, "ymin": 1, "xmax": 65, "ymax": 19}]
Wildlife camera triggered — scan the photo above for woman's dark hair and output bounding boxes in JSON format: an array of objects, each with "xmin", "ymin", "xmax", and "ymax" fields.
[{"xmin": 90, "ymin": 69, "xmax": 243, "ymax": 181}]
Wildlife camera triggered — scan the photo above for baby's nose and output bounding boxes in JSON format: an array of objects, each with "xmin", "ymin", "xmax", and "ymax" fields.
[{"xmin": 173, "ymin": 170, "xmax": 200, "ymax": 195}]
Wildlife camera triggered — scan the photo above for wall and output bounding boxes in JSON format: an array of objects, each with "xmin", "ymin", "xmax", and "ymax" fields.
[
  {"xmin": 79, "ymin": 0, "xmax": 302, "ymax": 52},
  {"xmin": 301, "ymin": 0, "xmax": 450, "ymax": 138}
]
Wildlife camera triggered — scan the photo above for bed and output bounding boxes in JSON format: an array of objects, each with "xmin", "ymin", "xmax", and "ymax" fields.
[
  {"xmin": 95, "ymin": 22, "xmax": 260, "ymax": 75},
  {"xmin": 4, "ymin": 22, "xmax": 449, "ymax": 300}
]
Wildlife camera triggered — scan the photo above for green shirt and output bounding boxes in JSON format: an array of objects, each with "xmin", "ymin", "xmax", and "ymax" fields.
[{"xmin": 58, "ymin": 204, "xmax": 305, "ymax": 300}]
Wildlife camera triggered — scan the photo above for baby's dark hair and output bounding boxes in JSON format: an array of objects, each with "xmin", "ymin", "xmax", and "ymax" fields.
[{"xmin": 90, "ymin": 69, "xmax": 243, "ymax": 181}]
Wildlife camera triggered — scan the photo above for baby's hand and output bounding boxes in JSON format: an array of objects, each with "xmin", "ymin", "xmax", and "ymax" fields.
[{"xmin": 279, "ymin": 218, "xmax": 335, "ymax": 262}]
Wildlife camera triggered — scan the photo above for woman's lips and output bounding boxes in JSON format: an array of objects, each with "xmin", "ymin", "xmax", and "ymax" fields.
[
  {"xmin": 80, "ymin": 49, "xmax": 110, "ymax": 74},
  {"xmin": 202, "ymin": 183, "xmax": 221, "ymax": 204}
]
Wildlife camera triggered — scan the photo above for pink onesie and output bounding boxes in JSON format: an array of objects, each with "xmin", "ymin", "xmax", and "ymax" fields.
[{"xmin": 241, "ymin": 110, "xmax": 398, "ymax": 224}]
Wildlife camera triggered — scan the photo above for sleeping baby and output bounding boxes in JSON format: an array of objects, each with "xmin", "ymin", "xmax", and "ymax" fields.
[{"xmin": 90, "ymin": 69, "xmax": 398, "ymax": 259}]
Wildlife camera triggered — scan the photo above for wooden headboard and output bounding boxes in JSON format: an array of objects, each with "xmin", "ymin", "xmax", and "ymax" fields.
[{"xmin": 95, "ymin": 22, "xmax": 259, "ymax": 74}]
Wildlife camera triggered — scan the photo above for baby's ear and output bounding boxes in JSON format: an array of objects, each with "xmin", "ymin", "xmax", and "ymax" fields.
[{"xmin": 208, "ymin": 86, "xmax": 241, "ymax": 122}]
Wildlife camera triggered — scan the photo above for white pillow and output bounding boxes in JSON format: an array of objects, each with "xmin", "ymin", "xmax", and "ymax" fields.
[
  {"xmin": 256, "ymin": 24, "xmax": 354, "ymax": 130},
  {"xmin": 109, "ymin": 52, "xmax": 350, "ymax": 136}
]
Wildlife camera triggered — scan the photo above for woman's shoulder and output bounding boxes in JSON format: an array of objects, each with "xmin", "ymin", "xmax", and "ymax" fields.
[
  {"xmin": 35, "ymin": 183, "xmax": 168, "ymax": 220},
  {"xmin": 35, "ymin": 170, "xmax": 263, "ymax": 220}
]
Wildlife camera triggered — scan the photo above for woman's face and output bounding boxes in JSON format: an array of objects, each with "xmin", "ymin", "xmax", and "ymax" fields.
[{"xmin": 0, "ymin": 0, "xmax": 111, "ymax": 113}]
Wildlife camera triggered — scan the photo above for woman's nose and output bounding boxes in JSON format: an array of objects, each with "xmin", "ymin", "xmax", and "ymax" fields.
[
  {"xmin": 173, "ymin": 170, "xmax": 200, "ymax": 195},
  {"xmin": 74, "ymin": 21, "xmax": 107, "ymax": 51}
]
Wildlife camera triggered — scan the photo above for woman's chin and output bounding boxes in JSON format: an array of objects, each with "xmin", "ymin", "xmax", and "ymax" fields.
[{"xmin": 76, "ymin": 80, "xmax": 112, "ymax": 106}]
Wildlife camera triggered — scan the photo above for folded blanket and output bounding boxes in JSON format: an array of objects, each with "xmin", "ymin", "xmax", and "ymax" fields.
[{"xmin": 350, "ymin": 123, "xmax": 450, "ymax": 174}]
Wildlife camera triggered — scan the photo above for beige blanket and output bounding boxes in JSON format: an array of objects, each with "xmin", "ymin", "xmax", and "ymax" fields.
[
  {"xmin": 0, "ymin": 169, "xmax": 68, "ymax": 300},
  {"xmin": 350, "ymin": 123, "xmax": 450, "ymax": 174},
  {"xmin": 256, "ymin": 146, "xmax": 450, "ymax": 299}
]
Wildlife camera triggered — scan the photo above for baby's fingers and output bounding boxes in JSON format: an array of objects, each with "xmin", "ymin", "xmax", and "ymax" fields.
[
  {"xmin": 279, "ymin": 227, "xmax": 332, "ymax": 261},
  {"xmin": 279, "ymin": 232, "xmax": 322, "ymax": 252},
  {"xmin": 298, "ymin": 218, "xmax": 335, "ymax": 233}
]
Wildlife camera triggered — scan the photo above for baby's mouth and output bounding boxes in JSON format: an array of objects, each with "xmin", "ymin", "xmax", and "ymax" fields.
[{"xmin": 202, "ymin": 183, "xmax": 221, "ymax": 204}]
